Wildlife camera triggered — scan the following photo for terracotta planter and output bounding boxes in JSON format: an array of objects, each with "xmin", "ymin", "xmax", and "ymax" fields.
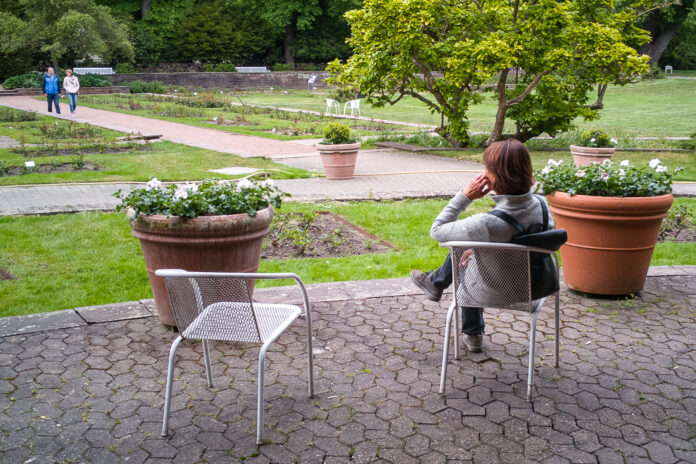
[
  {"xmin": 128, "ymin": 207, "xmax": 274, "ymax": 326},
  {"xmin": 547, "ymin": 193, "xmax": 673, "ymax": 295},
  {"xmin": 316, "ymin": 142, "xmax": 361, "ymax": 180},
  {"xmin": 570, "ymin": 145, "xmax": 616, "ymax": 167}
]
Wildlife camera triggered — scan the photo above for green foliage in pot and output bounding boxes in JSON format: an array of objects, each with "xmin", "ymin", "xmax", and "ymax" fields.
[
  {"xmin": 535, "ymin": 158, "xmax": 682, "ymax": 197},
  {"xmin": 321, "ymin": 122, "xmax": 356, "ymax": 145},
  {"xmin": 578, "ymin": 129, "xmax": 617, "ymax": 148},
  {"xmin": 114, "ymin": 178, "xmax": 288, "ymax": 219}
]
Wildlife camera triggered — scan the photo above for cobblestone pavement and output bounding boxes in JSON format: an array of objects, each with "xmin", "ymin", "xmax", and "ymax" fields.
[{"xmin": 1, "ymin": 271, "xmax": 695, "ymax": 463}]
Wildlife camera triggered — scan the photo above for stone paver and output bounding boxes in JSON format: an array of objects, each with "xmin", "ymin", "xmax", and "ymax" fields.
[{"xmin": 1, "ymin": 269, "xmax": 695, "ymax": 462}]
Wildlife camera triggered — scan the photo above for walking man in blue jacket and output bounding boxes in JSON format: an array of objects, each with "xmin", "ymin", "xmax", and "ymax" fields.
[{"xmin": 41, "ymin": 67, "xmax": 61, "ymax": 114}]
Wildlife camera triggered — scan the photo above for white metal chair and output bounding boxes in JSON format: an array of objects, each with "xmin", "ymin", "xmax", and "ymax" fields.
[
  {"xmin": 156, "ymin": 270, "xmax": 314, "ymax": 444},
  {"xmin": 438, "ymin": 241, "xmax": 561, "ymax": 401},
  {"xmin": 343, "ymin": 99, "xmax": 362, "ymax": 116},
  {"xmin": 325, "ymin": 98, "xmax": 340, "ymax": 116}
]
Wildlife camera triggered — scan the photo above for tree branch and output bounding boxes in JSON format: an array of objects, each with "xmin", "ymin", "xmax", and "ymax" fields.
[
  {"xmin": 584, "ymin": 83, "xmax": 607, "ymax": 110},
  {"xmin": 505, "ymin": 71, "xmax": 549, "ymax": 107}
]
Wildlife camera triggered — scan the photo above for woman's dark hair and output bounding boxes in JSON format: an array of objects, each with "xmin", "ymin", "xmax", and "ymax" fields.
[{"xmin": 483, "ymin": 139, "xmax": 533, "ymax": 195}]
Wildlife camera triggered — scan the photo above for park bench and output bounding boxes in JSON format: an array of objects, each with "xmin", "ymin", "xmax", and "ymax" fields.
[
  {"xmin": 73, "ymin": 67, "xmax": 115, "ymax": 75},
  {"xmin": 236, "ymin": 67, "xmax": 269, "ymax": 73}
]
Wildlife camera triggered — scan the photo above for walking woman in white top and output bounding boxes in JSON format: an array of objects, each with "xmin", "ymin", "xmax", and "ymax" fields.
[{"xmin": 63, "ymin": 70, "xmax": 80, "ymax": 117}]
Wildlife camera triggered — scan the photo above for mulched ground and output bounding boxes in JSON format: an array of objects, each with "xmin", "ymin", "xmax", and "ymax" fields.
[
  {"xmin": 262, "ymin": 211, "xmax": 394, "ymax": 259},
  {"xmin": 0, "ymin": 269, "xmax": 16, "ymax": 280},
  {"xmin": 1, "ymin": 161, "xmax": 102, "ymax": 176},
  {"xmin": 658, "ymin": 223, "xmax": 696, "ymax": 242}
]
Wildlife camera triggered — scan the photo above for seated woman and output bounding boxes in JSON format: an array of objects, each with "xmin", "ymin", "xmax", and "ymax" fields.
[{"xmin": 410, "ymin": 139, "xmax": 553, "ymax": 352}]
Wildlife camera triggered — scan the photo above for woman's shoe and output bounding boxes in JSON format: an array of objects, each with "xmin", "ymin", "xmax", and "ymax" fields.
[
  {"xmin": 410, "ymin": 270, "xmax": 443, "ymax": 302},
  {"xmin": 462, "ymin": 334, "xmax": 483, "ymax": 353}
]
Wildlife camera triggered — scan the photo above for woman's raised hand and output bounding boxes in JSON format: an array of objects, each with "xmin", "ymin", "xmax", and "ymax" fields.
[{"xmin": 463, "ymin": 173, "xmax": 491, "ymax": 200}]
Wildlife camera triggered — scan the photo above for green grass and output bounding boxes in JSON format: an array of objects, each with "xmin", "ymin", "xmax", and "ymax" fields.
[
  {"xmin": 1, "ymin": 198, "xmax": 694, "ymax": 317},
  {"xmin": 0, "ymin": 116, "xmax": 313, "ymax": 185},
  {"xmin": 235, "ymin": 79, "xmax": 696, "ymax": 137},
  {"xmin": 77, "ymin": 93, "xmax": 413, "ymax": 141}
]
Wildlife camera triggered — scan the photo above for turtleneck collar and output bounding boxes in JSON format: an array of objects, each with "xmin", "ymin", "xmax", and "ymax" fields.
[{"xmin": 489, "ymin": 189, "xmax": 534, "ymax": 209}]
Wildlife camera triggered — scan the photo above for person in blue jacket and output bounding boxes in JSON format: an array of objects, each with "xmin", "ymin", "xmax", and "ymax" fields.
[{"xmin": 41, "ymin": 67, "xmax": 61, "ymax": 114}]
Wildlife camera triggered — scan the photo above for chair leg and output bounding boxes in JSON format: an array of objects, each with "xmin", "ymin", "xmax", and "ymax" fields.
[
  {"xmin": 202, "ymin": 339, "xmax": 213, "ymax": 388},
  {"xmin": 257, "ymin": 343, "xmax": 271, "ymax": 445},
  {"xmin": 454, "ymin": 305, "xmax": 461, "ymax": 361},
  {"xmin": 526, "ymin": 311, "xmax": 539, "ymax": 402},
  {"xmin": 162, "ymin": 335, "xmax": 183, "ymax": 437},
  {"xmin": 305, "ymin": 318, "xmax": 314, "ymax": 398},
  {"xmin": 555, "ymin": 290, "xmax": 560, "ymax": 368},
  {"xmin": 439, "ymin": 301, "xmax": 457, "ymax": 394}
]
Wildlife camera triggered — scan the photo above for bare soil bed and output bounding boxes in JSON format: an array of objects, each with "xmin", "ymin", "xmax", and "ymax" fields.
[
  {"xmin": 262, "ymin": 211, "xmax": 394, "ymax": 259},
  {"xmin": 1, "ymin": 161, "xmax": 102, "ymax": 176}
]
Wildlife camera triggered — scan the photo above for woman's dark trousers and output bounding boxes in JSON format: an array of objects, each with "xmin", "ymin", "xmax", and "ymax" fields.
[{"xmin": 431, "ymin": 253, "xmax": 484, "ymax": 335}]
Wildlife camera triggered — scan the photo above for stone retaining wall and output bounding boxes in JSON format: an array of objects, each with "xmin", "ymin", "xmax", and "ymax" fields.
[
  {"xmin": 1, "ymin": 86, "xmax": 129, "ymax": 96},
  {"xmin": 111, "ymin": 71, "xmax": 330, "ymax": 90}
]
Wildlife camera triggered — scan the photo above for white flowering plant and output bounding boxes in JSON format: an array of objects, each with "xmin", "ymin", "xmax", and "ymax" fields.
[
  {"xmin": 535, "ymin": 158, "xmax": 683, "ymax": 197},
  {"xmin": 578, "ymin": 130, "xmax": 617, "ymax": 148},
  {"xmin": 115, "ymin": 178, "xmax": 288, "ymax": 218}
]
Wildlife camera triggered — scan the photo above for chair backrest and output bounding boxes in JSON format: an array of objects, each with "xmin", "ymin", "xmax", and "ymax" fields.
[
  {"xmin": 444, "ymin": 241, "xmax": 553, "ymax": 313},
  {"xmin": 160, "ymin": 272, "xmax": 262, "ymax": 342}
]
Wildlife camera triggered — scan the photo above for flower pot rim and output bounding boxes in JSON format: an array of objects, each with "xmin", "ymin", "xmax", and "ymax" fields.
[
  {"xmin": 546, "ymin": 192, "xmax": 673, "ymax": 201},
  {"xmin": 316, "ymin": 141, "xmax": 361, "ymax": 151},
  {"xmin": 569, "ymin": 144, "xmax": 616, "ymax": 153},
  {"xmin": 127, "ymin": 205, "xmax": 273, "ymax": 222}
]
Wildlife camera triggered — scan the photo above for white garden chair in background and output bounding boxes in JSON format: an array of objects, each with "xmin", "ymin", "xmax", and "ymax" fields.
[
  {"xmin": 343, "ymin": 99, "xmax": 362, "ymax": 116},
  {"xmin": 325, "ymin": 98, "xmax": 340, "ymax": 116},
  {"xmin": 156, "ymin": 270, "xmax": 314, "ymax": 444}
]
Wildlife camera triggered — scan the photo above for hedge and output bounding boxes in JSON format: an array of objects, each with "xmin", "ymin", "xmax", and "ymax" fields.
[{"xmin": 3, "ymin": 73, "xmax": 111, "ymax": 89}]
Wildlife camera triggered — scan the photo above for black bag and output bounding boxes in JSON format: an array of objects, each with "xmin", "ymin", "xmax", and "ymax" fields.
[{"xmin": 488, "ymin": 196, "xmax": 567, "ymax": 300}]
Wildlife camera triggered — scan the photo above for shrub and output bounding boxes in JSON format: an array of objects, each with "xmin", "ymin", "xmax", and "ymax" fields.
[
  {"xmin": 114, "ymin": 63, "xmax": 135, "ymax": 73},
  {"xmin": 273, "ymin": 63, "xmax": 292, "ymax": 72},
  {"xmin": 322, "ymin": 122, "xmax": 355, "ymax": 144},
  {"xmin": 204, "ymin": 63, "xmax": 237, "ymax": 72},
  {"xmin": 77, "ymin": 74, "xmax": 111, "ymax": 87},
  {"xmin": 0, "ymin": 107, "xmax": 38, "ymax": 122},
  {"xmin": 328, "ymin": 86, "xmax": 356, "ymax": 103},
  {"xmin": 3, "ymin": 73, "xmax": 42, "ymax": 89},
  {"xmin": 578, "ymin": 130, "xmax": 616, "ymax": 148},
  {"xmin": 125, "ymin": 80, "xmax": 166, "ymax": 94},
  {"xmin": 680, "ymin": 131, "xmax": 696, "ymax": 150}
]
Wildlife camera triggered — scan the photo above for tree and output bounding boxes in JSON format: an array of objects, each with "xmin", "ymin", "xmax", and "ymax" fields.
[
  {"xmin": 253, "ymin": 0, "xmax": 360, "ymax": 64},
  {"xmin": 0, "ymin": 0, "xmax": 133, "ymax": 70},
  {"xmin": 173, "ymin": 0, "xmax": 275, "ymax": 64},
  {"xmin": 661, "ymin": 8, "xmax": 696, "ymax": 68},
  {"xmin": 634, "ymin": 0, "xmax": 695, "ymax": 66},
  {"xmin": 328, "ymin": 0, "xmax": 650, "ymax": 147}
]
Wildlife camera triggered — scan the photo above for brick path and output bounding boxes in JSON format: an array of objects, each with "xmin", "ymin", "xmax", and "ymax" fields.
[{"xmin": 1, "ymin": 269, "xmax": 695, "ymax": 463}]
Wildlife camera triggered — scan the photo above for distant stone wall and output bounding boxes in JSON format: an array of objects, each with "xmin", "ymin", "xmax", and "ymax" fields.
[
  {"xmin": 4, "ymin": 86, "xmax": 129, "ymax": 96},
  {"xmin": 111, "ymin": 71, "xmax": 330, "ymax": 90}
]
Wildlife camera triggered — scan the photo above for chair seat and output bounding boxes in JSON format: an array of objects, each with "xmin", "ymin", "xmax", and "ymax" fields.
[{"xmin": 183, "ymin": 302, "xmax": 301, "ymax": 343}]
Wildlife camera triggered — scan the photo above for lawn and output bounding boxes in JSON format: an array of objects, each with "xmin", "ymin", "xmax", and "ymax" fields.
[
  {"xmin": 78, "ymin": 93, "xmax": 415, "ymax": 141},
  {"xmin": 0, "ymin": 111, "xmax": 313, "ymax": 185},
  {"xmin": 1, "ymin": 198, "xmax": 694, "ymax": 317},
  {"xmin": 235, "ymin": 78, "xmax": 696, "ymax": 137}
]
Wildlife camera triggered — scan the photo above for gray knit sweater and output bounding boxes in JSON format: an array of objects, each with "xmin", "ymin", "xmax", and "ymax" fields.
[{"xmin": 430, "ymin": 189, "xmax": 554, "ymax": 307}]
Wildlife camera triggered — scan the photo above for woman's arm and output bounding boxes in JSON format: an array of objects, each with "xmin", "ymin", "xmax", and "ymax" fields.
[{"xmin": 430, "ymin": 173, "xmax": 493, "ymax": 243}]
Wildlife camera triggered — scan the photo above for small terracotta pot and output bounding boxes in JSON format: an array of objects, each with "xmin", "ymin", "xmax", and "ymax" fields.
[
  {"xmin": 570, "ymin": 145, "xmax": 616, "ymax": 167},
  {"xmin": 316, "ymin": 142, "xmax": 360, "ymax": 180},
  {"xmin": 128, "ymin": 207, "xmax": 273, "ymax": 326},
  {"xmin": 547, "ymin": 193, "xmax": 673, "ymax": 295}
]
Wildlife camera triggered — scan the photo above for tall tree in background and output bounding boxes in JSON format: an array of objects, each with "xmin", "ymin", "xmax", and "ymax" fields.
[
  {"xmin": 329, "ymin": 0, "xmax": 650, "ymax": 147},
  {"xmin": 0, "ymin": 0, "xmax": 133, "ymax": 70},
  {"xmin": 254, "ymin": 0, "xmax": 360, "ymax": 64},
  {"xmin": 634, "ymin": 0, "xmax": 695, "ymax": 66}
]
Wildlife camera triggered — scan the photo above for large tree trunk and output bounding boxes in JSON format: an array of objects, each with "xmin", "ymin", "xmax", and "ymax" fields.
[
  {"xmin": 141, "ymin": 0, "xmax": 151, "ymax": 19},
  {"xmin": 483, "ymin": 69, "xmax": 510, "ymax": 147},
  {"xmin": 284, "ymin": 21, "xmax": 295, "ymax": 65},
  {"xmin": 640, "ymin": 26, "xmax": 679, "ymax": 66}
]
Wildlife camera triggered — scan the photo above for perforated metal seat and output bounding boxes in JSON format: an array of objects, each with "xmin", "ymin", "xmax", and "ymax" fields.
[
  {"xmin": 156, "ymin": 270, "xmax": 314, "ymax": 444},
  {"xmin": 438, "ymin": 241, "xmax": 561, "ymax": 401}
]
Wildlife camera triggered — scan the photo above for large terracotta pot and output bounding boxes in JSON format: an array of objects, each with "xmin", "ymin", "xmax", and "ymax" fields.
[
  {"xmin": 128, "ymin": 207, "xmax": 274, "ymax": 326},
  {"xmin": 547, "ymin": 193, "xmax": 673, "ymax": 295},
  {"xmin": 316, "ymin": 142, "xmax": 361, "ymax": 180},
  {"xmin": 570, "ymin": 145, "xmax": 616, "ymax": 167}
]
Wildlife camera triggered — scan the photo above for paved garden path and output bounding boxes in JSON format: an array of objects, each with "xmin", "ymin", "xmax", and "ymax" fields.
[
  {"xmin": 1, "ymin": 267, "xmax": 696, "ymax": 462},
  {"xmin": 0, "ymin": 96, "xmax": 317, "ymax": 158}
]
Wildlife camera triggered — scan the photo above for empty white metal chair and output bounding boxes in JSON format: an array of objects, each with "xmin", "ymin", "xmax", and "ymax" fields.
[
  {"xmin": 156, "ymin": 270, "xmax": 314, "ymax": 444},
  {"xmin": 438, "ymin": 242, "xmax": 561, "ymax": 401},
  {"xmin": 343, "ymin": 99, "xmax": 362, "ymax": 116},
  {"xmin": 325, "ymin": 98, "xmax": 340, "ymax": 116}
]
